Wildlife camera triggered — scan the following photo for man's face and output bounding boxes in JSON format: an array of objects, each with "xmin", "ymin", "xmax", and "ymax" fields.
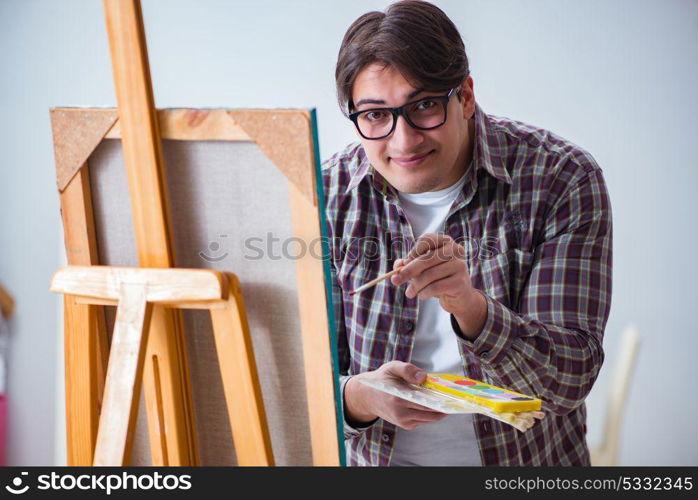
[{"xmin": 351, "ymin": 63, "xmax": 475, "ymax": 194}]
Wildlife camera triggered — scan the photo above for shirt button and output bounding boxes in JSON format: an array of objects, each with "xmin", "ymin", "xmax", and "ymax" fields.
[
  {"xmin": 405, "ymin": 321, "xmax": 414, "ymax": 332},
  {"xmin": 480, "ymin": 351, "xmax": 490, "ymax": 360},
  {"xmin": 382, "ymin": 433, "xmax": 390, "ymax": 443}
]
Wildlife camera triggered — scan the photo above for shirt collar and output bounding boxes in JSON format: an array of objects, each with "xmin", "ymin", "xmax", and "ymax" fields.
[
  {"xmin": 472, "ymin": 102, "xmax": 513, "ymax": 185},
  {"xmin": 344, "ymin": 101, "xmax": 512, "ymax": 195}
]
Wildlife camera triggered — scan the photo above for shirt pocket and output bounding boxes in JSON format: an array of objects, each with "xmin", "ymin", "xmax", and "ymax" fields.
[
  {"xmin": 476, "ymin": 248, "xmax": 534, "ymax": 310},
  {"xmin": 336, "ymin": 252, "xmax": 368, "ymax": 296},
  {"xmin": 336, "ymin": 249, "xmax": 395, "ymax": 306}
]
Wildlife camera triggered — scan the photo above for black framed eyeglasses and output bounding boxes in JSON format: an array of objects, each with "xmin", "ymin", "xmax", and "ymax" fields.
[{"xmin": 348, "ymin": 88, "xmax": 457, "ymax": 140}]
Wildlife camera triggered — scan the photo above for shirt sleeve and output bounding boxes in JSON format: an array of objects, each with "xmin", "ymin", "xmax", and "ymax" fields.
[{"xmin": 453, "ymin": 168, "xmax": 612, "ymax": 416}]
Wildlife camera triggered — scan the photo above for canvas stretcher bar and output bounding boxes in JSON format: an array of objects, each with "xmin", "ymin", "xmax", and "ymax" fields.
[{"xmin": 59, "ymin": 166, "xmax": 108, "ymax": 465}]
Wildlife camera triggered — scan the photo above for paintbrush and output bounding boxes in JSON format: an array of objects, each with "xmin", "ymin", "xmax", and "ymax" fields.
[{"xmin": 348, "ymin": 266, "xmax": 404, "ymax": 296}]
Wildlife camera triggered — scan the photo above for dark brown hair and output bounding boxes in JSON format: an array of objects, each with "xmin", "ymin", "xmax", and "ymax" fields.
[{"xmin": 335, "ymin": 0, "xmax": 470, "ymax": 115}]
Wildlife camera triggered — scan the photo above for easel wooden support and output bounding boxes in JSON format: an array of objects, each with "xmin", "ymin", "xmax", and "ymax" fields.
[
  {"xmin": 100, "ymin": 0, "xmax": 199, "ymax": 465},
  {"xmin": 51, "ymin": 265, "xmax": 274, "ymax": 466}
]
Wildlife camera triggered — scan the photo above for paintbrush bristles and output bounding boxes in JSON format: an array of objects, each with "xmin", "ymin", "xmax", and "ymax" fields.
[{"xmin": 349, "ymin": 267, "xmax": 403, "ymax": 296}]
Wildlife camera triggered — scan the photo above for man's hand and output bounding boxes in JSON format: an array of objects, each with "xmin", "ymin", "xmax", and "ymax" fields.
[
  {"xmin": 390, "ymin": 232, "xmax": 487, "ymax": 340},
  {"xmin": 344, "ymin": 361, "xmax": 448, "ymax": 430}
]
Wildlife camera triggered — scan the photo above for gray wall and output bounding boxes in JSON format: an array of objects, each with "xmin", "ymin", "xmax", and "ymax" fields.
[{"xmin": 0, "ymin": 0, "xmax": 695, "ymax": 465}]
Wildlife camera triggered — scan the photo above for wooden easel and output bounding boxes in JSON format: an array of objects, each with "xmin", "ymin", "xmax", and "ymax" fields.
[
  {"xmin": 52, "ymin": 0, "xmax": 341, "ymax": 466},
  {"xmin": 51, "ymin": 266, "xmax": 273, "ymax": 466},
  {"xmin": 0, "ymin": 286, "xmax": 13, "ymax": 319},
  {"xmin": 0, "ymin": 282, "xmax": 12, "ymax": 467}
]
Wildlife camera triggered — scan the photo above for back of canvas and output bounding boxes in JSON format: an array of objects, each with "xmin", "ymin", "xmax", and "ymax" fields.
[{"xmin": 89, "ymin": 138, "xmax": 314, "ymax": 465}]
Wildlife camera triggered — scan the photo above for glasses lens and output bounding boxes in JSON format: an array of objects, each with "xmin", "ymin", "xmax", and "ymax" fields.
[
  {"xmin": 356, "ymin": 109, "xmax": 394, "ymax": 139},
  {"xmin": 406, "ymin": 98, "xmax": 446, "ymax": 129},
  {"xmin": 354, "ymin": 95, "xmax": 448, "ymax": 139}
]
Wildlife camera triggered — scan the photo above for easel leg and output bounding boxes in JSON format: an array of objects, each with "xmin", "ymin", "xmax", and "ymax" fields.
[
  {"xmin": 63, "ymin": 296, "xmax": 101, "ymax": 465},
  {"xmin": 210, "ymin": 274, "xmax": 274, "ymax": 466},
  {"xmin": 93, "ymin": 283, "xmax": 153, "ymax": 466}
]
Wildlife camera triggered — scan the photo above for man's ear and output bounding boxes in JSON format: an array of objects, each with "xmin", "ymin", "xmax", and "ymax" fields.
[{"xmin": 460, "ymin": 76, "xmax": 475, "ymax": 119}]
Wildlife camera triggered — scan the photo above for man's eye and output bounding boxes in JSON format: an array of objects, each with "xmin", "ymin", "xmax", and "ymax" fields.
[
  {"xmin": 364, "ymin": 111, "xmax": 387, "ymax": 121},
  {"xmin": 416, "ymin": 99, "xmax": 437, "ymax": 110}
]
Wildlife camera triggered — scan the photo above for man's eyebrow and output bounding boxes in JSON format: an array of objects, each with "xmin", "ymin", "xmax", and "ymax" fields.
[{"xmin": 354, "ymin": 88, "xmax": 425, "ymax": 109}]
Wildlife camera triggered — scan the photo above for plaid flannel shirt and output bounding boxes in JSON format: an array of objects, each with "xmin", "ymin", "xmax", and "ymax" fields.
[{"xmin": 322, "ymin": 102, "xmax": 612, "ymax": 466}]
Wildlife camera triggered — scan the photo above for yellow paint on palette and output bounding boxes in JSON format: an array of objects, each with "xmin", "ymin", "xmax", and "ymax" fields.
[{"xmin": 422, "ymin": 373, "xmax": 542, "ymax": 414}]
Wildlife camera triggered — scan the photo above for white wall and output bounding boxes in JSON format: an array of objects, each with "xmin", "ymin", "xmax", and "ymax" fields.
[{"xmin": 0, "ymin": 0, "xmax": 695, "ymax": 465}]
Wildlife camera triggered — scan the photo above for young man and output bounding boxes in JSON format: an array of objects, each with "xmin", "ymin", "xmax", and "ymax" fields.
[{"xmin": 323, "ymin": 1, "xmax": 612, "ymax": 466}]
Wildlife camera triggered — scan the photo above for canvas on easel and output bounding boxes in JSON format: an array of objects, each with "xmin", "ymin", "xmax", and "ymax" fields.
[{"xmin": 51, "ymin": 106, "xmax": 344, "ymax": 466}]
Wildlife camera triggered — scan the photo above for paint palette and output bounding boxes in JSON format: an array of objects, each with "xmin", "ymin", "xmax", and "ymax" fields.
[
  {"xmin": 422, "ymin": 374, "xmax": 542, "ymax": 413},
  {"xmin": 359, "ymin": 378, "xmax": 481, "ymax": 415},
  {"xmin": 358, "ymin": 376, "xmax": 546, "ymax": 432}
]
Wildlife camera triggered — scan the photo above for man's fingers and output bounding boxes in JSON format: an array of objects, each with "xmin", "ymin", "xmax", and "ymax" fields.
[
  {"xmin": 382, "ymin": 361, "xmax": 426, "ymax": 384},
  {"xmin": 396, "ymin": 412, "xmax": 449, "ymax": 430},
  {"xmin": 416, "ymin": 412, "xmax": 449, "ymax": 423},
  {"xmin": 406, "ymin": 233, "xmax": 465, "ymax": 260},
  {"xmin": 393, "ymin": 243, "xmax": 464, "ymax": 286},
  {"xmin": 413, "ymin": 277, "xmax": 449, "ymax": 300},
  {"xmin": 393, "ymin": 398, "xmax": 446, "ymax": 415},
  {"xmin": 396, "ymin": 247, "xmax": 451, "ymax": 283},
  {"xmin": 404, "ymin": 233, "xmax": 452, "ymax": 262},
  {"xmin": 405, "ymin": 259, "xmax": 462, "ymax": 298},
  {"xmin": 398, "ymin": 406, "xmax": 448, "ymax": 421},
  {"xmin": 404, "ymin": 401, "xmax": 447, "ymax": 413}
]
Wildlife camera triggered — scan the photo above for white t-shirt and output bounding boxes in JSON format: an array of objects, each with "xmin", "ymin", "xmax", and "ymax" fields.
[{"xmin": 389, "ymin": 172, "xmax": 482, "ymax": 466}]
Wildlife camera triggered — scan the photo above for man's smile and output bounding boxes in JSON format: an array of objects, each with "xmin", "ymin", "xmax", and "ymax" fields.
[{"xmin": 390, "ymin": 149, "xmax": 435, "ymax": 168}]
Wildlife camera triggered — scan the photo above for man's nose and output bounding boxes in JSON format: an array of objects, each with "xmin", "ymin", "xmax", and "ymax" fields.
[{"xmin": 390, "ymin": 114, "xmax": 425, "ymax": 152}]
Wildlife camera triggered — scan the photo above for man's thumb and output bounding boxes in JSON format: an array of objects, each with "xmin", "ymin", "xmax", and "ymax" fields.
[
  {"xmin": 387, "ymin": 361, "xmax": 426, "ymax": 384},
  {"xmin": 411, "ymin": 368, "xmax": 427, "ymax": 384}
]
